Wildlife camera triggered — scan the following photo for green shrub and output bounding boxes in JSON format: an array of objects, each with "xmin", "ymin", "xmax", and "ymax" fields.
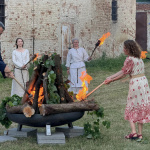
[{"xmin": 86, "ymin": 53, "xmax": 126, "ymax": 71}]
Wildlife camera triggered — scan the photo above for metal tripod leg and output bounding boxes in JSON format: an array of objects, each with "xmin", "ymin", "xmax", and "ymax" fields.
[
  {"xmin": 68, "ymin": 122, "xmax": 73, "ymax": 128},
  {"xmin": 17, "ymin": 124, "xmax": 22, "ymax": 131}
]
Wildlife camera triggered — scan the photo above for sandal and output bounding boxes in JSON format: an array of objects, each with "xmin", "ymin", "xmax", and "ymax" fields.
[
  {"xmin": 137, "ymin": 134, "xmax": 143, "ymax": 139},
  {"xmin": 125, "ymin": 133, "xmax": 138, "ymax": 140},
  {"xmin": 136, "ymin": 134, "xmax": 143, "ymax": 142}
]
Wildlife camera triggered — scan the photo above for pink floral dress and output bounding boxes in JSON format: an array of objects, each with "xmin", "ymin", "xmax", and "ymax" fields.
[{"xmin": 122, "ymin": 56, "xmax": 150, "ymax": 123}]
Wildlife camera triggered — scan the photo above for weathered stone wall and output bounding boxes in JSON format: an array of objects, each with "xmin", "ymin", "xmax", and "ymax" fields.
[
  {"xmin": 111, "ymin": 0, "xmax": 136, "ymax": 57},
  {"xmin": 1, "ymin": 0, "xmax": 136, "ymax": 66}
]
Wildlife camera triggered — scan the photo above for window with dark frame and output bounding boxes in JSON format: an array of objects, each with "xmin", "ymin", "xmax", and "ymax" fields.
[
  {"xmin": 112, "ymin": 0, "xmax": 117, "ymax": 22},
  {"xmin": 0, "ymin": 0, "xmax": 5, "ymax": 25}
]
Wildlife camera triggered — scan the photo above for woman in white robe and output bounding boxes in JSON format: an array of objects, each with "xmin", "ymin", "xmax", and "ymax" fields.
[
  {"xmin": 11, "ymin": 38, "xmax": 29, "ymax": 97},
  {"xmin": 66, "ymin": 38, "xmax": 91, "ymax": 98}
]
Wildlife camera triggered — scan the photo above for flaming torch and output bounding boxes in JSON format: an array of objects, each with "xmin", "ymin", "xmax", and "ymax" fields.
[
  {"xmin": 140, "ymin": 51, "xmax": 150, "ymax": 60},
  {"xmin": 25, "ymin": 53, "xmax": 40, "ymax": 66},
  {"xmin": 76, "ymin": 71, "xmax": 93, "ymax": 101},
  {"xmin": 90, "ymin": 32, "xmax": 111, "ymax": 57},
  {"xmin": 76, "ymin": 71, "xmax": 105, "ymax": 100},
  {"xmin": 86, "ymin": 82, "xmax": 105, "ymax": 98}
]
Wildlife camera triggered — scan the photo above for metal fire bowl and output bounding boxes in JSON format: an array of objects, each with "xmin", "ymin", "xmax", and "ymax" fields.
[{"xmin": 7, "ymin": 111, "xmax": 85, "ymax": 127}]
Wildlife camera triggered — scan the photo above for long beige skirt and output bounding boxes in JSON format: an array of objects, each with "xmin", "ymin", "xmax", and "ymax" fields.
[{"xmin": 11, "ymin": 68, "xmax": 29, "ymax": 97}]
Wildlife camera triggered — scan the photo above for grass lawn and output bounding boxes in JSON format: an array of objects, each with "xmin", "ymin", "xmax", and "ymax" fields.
[{"xmin": 1, "ymin": 60, "xmax": 150, "ymax": 150}]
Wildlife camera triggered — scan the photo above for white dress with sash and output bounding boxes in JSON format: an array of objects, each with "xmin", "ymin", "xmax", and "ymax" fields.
[{"xmin": 11, "ymin": 49, "xmax": 29, "ymax": 97}]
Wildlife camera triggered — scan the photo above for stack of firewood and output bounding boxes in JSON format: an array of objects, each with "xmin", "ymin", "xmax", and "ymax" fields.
[{"xmin": 6, "ymin": 54, "xmax": 99, "ymax": 117}]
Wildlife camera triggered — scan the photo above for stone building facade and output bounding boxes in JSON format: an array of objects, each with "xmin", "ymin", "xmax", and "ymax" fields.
[{"xmin": 0, "ymin": 0, "xmax": 136, "ymax": 66}]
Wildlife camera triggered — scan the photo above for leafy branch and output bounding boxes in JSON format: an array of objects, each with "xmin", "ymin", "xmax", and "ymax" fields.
[
  {"xmin": 84, "ymin": 107, "xmax": 110, "ymax": 139},
  {"xmin": 33, "ymin": 53, "xmax": 60, "ymax": 104},
  {"xmin": 47, "ymin": 70, "xmax": 60, "ymax": 104},
  {"xmin": 0, "ymin": 95, "xmax": 22, "ymax": 128}
]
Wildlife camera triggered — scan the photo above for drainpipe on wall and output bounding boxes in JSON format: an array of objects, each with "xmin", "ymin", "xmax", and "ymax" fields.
[
  {"xmin": 33, "ymin": 36, "xmax": 35, "ymax": 55},
  {"xmin": 32, "ymin": 0, "xmax": 35, "ymax": 55}
]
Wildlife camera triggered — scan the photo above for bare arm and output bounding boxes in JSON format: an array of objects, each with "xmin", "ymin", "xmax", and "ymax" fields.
[
  {"xmin": 105, "ymin": 70, "xmax": 126, "ymax": 84},
  {"xmin": 111, "ymin": 70, "xmax": 126, "ymax": 81},
  {"xmin": 108, "ymin": 70, "xmax": 126, "ymax": 80}
]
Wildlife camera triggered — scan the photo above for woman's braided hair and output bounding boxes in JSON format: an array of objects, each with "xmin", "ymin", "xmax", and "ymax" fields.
[{"xmin": 124, "ymin": 40, "xmax": 142, "ymax": 58}]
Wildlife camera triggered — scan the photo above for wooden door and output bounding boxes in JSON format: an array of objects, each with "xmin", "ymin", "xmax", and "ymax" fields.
[
  {"xmin": 61, "ymin": 24, "xmax": 74, "ymax": 64},
  {"xmin": 136, "ymin": 12, "xmax": 147, "ymax": 50}
]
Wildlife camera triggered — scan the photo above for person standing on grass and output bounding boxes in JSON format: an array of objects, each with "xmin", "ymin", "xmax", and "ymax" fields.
[
  {"xmin": 104, "ymin": 40, "xmax": 150, "ymax": 141},
  {"xmin": 65, "ymin": 38, "xmax": 92, "ymax": 99},
  {"xmin": 0, "ymin": 21, "xmax": 14, "ymax": 78},
  {"xmin": 11, "ymin": 38, "xmax": 29, "ymax": 97}
]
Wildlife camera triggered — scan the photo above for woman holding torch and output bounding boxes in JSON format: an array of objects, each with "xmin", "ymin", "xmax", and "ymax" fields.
[
  {"xmin": 104, "ymin": 40, "xmax": 150, "ymax": 140},
  {"xmin": 11, "ymin": 38, "xmax": 29, "ymax": 97},
  {"xmin": 66, "ymin": 38, "xmax": 92, "ymax": 99}
]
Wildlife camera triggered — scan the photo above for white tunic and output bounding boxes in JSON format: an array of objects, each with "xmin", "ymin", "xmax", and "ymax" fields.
[
  {"xmin": 11, "ymin": 49, "xmax": 29, "ymax": 97},
  {"xmin": 66, "ymin": 47, "xmax": 89, "ymax": 69},
  {"xmin": 65, "ymin": 47, "xmax": 89, "ymax": 94}
]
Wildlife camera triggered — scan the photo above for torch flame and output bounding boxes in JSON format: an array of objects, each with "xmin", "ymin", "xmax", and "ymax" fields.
[
  {"xmin": 76, "ymin": 71, "xmax": 93, "ymax": 101},
  {"xmin": 140, "ymin": 51, "xmax": 147, "ymax": 59},
  {"xmin": 99, "ymin": 32, "xmax": 111, "ymax": 46},
  {"xmin": 33, "ymin": 53, "xmax": 40, "ymax": 61}
]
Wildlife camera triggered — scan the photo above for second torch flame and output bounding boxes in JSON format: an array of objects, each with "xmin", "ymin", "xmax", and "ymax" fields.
[
  {"xmin": 140, "ymin": 51, "xmax": 148, "ymax": 59},
  {"xmin": 76, "ymin": 71, "xmax": 93, "ymax": 101},
  {"xmin": 99, "ymin": 32, "xmax": 111, "ymax": 46}
]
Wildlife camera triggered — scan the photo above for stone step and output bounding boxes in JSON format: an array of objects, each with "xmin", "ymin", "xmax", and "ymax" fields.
[
  {"xmin": 55, "ymin": 126, "xmax": 84, "ymax": 138},
  {"xmin": 4, "ymin": 128, "xmax": 37, "ymax": 137},
  {"xmin": 37, "ymin": 132, "xmax": 65, "ymax": 144},
  {"xmin": 0, "ymin": 136, "xmax": 17, "ymax": 143}
]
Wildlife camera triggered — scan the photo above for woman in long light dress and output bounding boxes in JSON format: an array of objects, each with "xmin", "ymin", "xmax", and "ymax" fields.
[
  {"xmin": 65, "ymin": 38, "xmax": 91, "ymax": 98},
  {"xmin": 11, "ymin": 38, "xmax": 29, "ymax": 97},
  {"xmin": 104, "ymin": 40, "xmax": 150, "ymax": 140}
]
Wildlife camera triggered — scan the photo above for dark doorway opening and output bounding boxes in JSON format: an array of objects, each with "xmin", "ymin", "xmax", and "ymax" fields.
[{"xmin": 136, "ymin": 12, "xmax": 147, "ymax": 51}]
